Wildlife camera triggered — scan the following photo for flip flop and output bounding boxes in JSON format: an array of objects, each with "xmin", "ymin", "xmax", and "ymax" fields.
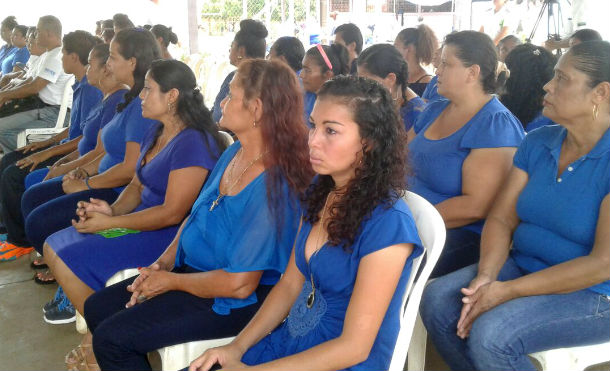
[
  {"xmin": 30, "ymin": 258, "xmax": 48, "ymax": 270},
  {"xmin": 34, "ymin": 270, "xmax": 56, "ymax": 284}
]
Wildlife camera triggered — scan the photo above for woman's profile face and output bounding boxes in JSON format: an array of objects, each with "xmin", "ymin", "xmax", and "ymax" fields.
[
  {"xmin": 139, "ymin": 72, "xmax": 170, "ymax": 120},
  {"xmin": 435, "ymin": 44, "xmax": 470, "ymax": 97},
  {"xmin": 542, "ymin": 54, "xmax": 595, "ymax": 125},
  {"xmin": 86, "ymin": 52, "xmax": 104, "ymax": 89},
  {"xmin": 308, "ymin": 98, "xmax": 363, "ymax": 185},
  {"xmin": 11, "ymin": 29, "xmax": 26, "ymax": 48},
  {"xmin": 301, "ymin": 54, "xmax": 328, "ymax": 94},
  {"xmin": 219, "ymin": 76, "xmax": 252, "ymax": 132},
  {"xmin": 106, "ymin": 40, "xmax": 133, "ymax": 85}
]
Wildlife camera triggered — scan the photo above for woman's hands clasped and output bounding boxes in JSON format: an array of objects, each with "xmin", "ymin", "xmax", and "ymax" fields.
[{"xmin": 71, "ymin": 198, "xmax": 114, "ymax": 233}]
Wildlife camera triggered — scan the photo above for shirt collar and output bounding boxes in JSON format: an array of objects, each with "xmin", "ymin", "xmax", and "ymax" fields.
[
  {"xmin": 73, "ymin": 75, "xmax": 86, "ymax": 91},
  {"xmin": 544, "ymin": 125, "xmax": 610, "ymax": 160}
]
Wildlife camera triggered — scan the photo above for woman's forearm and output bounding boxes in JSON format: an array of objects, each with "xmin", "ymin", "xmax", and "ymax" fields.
[
  {"xmin": 106, "ymin": 204, "xmax": 188, "ymax": 231},
  {"xmin": 435, "ymin": 195, "xmax": 489, "ymax": 229},
  {"xmin": 41, "ymin": 135, "xmax": 81, "ymax": 158},
  {"xmin": 504, "ymin": 255, "xmax": 610, "ymax": 299},
  {"xmin": 155, "ymin": 217, "xmax": 188, "ymax": 269},
  {"xmin": 477, "ymin": 216, "xmax": 513, "ymax": 280},
  {"xmin": 232, "ymin": 275, "xmax": 304, "ymax": 355},
  {"xmin": 110, "ymin": 182, "xmax": 142, "ymax": 216},
  {"xmin": 170, "ymin": 269, "xmax": 262, "ymax": 300},
  {"xmin": 80, "ymin": 153, "xmax": 104, "ymax": 176}
]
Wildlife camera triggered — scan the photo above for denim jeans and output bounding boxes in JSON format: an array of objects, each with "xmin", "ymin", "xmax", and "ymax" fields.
[
  {"xmin": 0, "ymin": 106, "xmax": 61, "ymax": 153},
  {"xmin": 420, "ymin": 258, "xmax": 610, "ymax": 371}
]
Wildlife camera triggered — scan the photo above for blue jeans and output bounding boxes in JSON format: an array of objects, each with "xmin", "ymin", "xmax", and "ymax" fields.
[{"xmin": 420, "ymin": 258, "xmax": 610, "ymax": 371}]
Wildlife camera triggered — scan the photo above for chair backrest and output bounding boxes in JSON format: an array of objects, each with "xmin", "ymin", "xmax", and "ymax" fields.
[
  {"xmin": 388, "ymin": 191, "xmax": 446, "ymax": 371},
  {"xmin": 54, "ymin": 75, "xmax": 75, "ymax": 129}
]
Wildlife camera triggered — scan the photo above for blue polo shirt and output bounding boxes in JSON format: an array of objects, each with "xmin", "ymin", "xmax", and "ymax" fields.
[
  {"xmin": 77, "ymin": 89, "xmax": 127, "ymax": 155},
  {"xmin": 421, "ymin": 75, "xmax": 443, "ymax": 102},
  {"xmin": 525, "ymin": 112, "xmax": 556, "ymax": 133},
  {"xmin": 63, "ymin": 76, "xmax": 103, "ymax": 141},
  {"xmin": 512, "ymin": 125, "xmax": 610, "ymax": 295}
]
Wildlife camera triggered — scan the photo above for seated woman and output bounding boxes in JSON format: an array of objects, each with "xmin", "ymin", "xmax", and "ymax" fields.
[
  {"xmin": 0, "ymin": 16, "xmax": 18, "ymax": 75},
  {"xmin": 84, "ymin": 59, "xmax": 313, "ymax": 371},
  {"xmin": 268, "ymin": 36, "xmax": 305, "ymax": 73},
  {"xmin": 20, "ymin": 28, "xmax": 161, "ymax": 260},
  {"xmin": 211, "ymin": 19, "xmax": 267, "ymax": 124},
  {"xmin": 301, "ymin": 43, "xmax": 350, "ymax": 122},
  {"xmin": 24, "ymin": 43, "xmax": 127, "ymax": 190},
  {"xmin": 357, "ymin": 43, "xmax": 426, "ymax": 131},
  {"xmin": 500, "ymin": 44, "xmax": 557, "ymax": 132},
  {"xmin": 420, "ymin": 40, "xmax": 610, "ymax": 371},
  {"xmin": 151, "ymin": 24, "xmax": 177, "ymax": 60},
  {"xmin": 407, "ymin": 31, "xmax": 525, "ymax": 278},
  {"xmin": 189, "ymin": 75, "xmax": 423, "ymax": 371},
  {"xmin": 394, "ymin": 24, "xmax": 438, "ymax": 97},
  {"xmin": 0, "ymin": 31, "xmax": 103, "ymax": 257},
  {"xmin": 46, "ymin": 59, "xmax": 225, "ymax": 368}
]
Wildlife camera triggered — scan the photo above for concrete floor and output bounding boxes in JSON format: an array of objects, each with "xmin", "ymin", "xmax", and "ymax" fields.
[
  {"xmin": 0, "ymin": 253, "xmax": 81, "ymax": 371},
  {"xmin": 1, "ymin": 253, "xmax": 607, "ymax": 371}
]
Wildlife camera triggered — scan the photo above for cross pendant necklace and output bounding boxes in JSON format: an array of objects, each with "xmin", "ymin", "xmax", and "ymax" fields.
[{"xmin": 209, "ymin": 197, "xmax": 221, "ymax": 211}]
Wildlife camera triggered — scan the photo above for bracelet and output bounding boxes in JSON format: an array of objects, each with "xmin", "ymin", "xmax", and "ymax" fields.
[
  {"xmin": 84, "ymin": 177, "xmax": 92, "ymax": 190},
  {"xmin": 77, "ymin": 167, "xmax": 90, "ymax": 177}
]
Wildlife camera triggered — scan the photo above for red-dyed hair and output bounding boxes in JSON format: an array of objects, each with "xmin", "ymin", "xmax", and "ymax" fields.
[{"xmin": 235, "ymin": 59, "xmax": 313, "ymax": 216}]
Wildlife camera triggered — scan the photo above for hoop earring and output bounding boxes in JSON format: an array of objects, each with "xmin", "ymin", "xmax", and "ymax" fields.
[{"xmin": 592, "ymin": 104, "xmax": 599, "ymax": 120}]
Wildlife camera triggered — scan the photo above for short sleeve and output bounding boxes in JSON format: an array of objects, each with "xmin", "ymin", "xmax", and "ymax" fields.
[
  {"xmin": 461, "ymin": 110, "xmax": 525, "ymax": 149},
  {"xmin": 512, "ymin": 136, "xmax": 530, "ymax": 173},
  {"xmin": 36, "ymin": 53, "xmax": 63, "ymax": 83},
  {"xmin": 14, "ymin": 48, "xmax": 30, "ymax": 66},
  {"xmin": 170, "ymin": 130, "xmax": 219, "ymax": 171},
  {"xmin": 125, "ymin": 101, "xmax": 155, "ymax": 143},
  {"xmin": 356, "ymin": 201, "xmax": 423, "ymax": 260}
]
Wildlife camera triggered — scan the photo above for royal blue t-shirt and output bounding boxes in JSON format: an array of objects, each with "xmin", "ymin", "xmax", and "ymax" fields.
[
  {"xmin": 408, "ymin": 97, "xmax": 525, "ymax": 233},
  {"xmin": 212, "ymin": 70, "xmax": 235, "ymax": 123},
  {"xmin": 525, "ymin": 112, "xmax": 556, "ymax": 133},
  {"xmin": 511, "ymin": 125, "xmax": 610, "ymax": 295},
  {"xmin": 421, "ymin": 75, "xmax": 443, "ymax": 102},
  {"xmin": 65, "ymin": 75, "xmax": 103, "ymax": 141},
  {"xmin": 98, "ymin": 96, "xmax": 155, "ymax": 174},
  {"xmin": 401, "ymin": 96, "xmax": 426, "ymax": 132},
  {"xmin": 77, "ymin": 89, "xmax": 127, "ymax": 155},
  {"xmin": 242, "ymin": 198, "xmax": 423, "ymax": 371},
  {"xmin": 135, "ymin": 124, "xmax": 221, "ymax": 210},
  {"xmin": 304, "ymin": 91, "xmax": 317, "ymax": 127},
  {"xmin": 175, "ymin": 142, "xmax": 301, "ymax": 315},
  {"xmin": 0, "ymin": 46, "xmax": 29, "ymax": 74}
]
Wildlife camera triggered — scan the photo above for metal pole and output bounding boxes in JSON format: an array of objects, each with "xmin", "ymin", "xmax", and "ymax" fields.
[
  {"xmin": 243, "ymin": 0, "xmax": 248, "ymax": 19},
  {"xmin": 187, "ymin": 0, "xmax": 199, "ymax": 54}
]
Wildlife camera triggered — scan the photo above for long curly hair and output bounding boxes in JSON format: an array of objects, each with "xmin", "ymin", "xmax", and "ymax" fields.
[
  {"xmin": 234, "ymin": 59, "xmax": 314, "ymax": 219},
  {"xmin": 304, "ymin": 76, "xmax": 408, "ymax": 249},
  {"xmin": 500, "ymin": 44, "xmax": 556, "ymax": 127}
]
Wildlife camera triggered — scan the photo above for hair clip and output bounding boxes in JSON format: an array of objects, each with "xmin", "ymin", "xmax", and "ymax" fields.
[
  {"xmin": 316, "ymin": 44, "xmax": 333, "ymax": 71},
  {"xmin": 193, "ymin": 87, "xmax": 200, "ymax": 94},
  {"xmin": 533, "ymin": 49, "xmax": 541, "ymax": 56}
]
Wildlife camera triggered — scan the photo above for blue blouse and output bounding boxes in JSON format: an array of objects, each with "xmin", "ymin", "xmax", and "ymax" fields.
[
  {"xmin": 0, "ymin": 45, "xmax": 15, "ymax": 66},
  {"xmin": 512, "ymin": 125, "xmax": 610, "ymax": 295},
  {"xmin": 136, "ymin": 125, "xmax": 220, "ymax": 210},
  {"xmin": 98, "ymin": 96, "xmax": 155, "ymax": 174},
  {"xmin": 65, "ymin": 75, "xmax": 103, "ymax": 141},
  {"xmin": 175, "ymin": 142, "xmax": 301, "ymax": 315},
  {"xmin": 242, "ymin": 198, "xmax": 423, "ymax": 371},
  {"xmin": 408, "ymin": 97, "xmax": 525, "ymax": 233},
  {"xmin": 401, "ymin": 97, "xmax": 426, "ymax": 132},
  {"xmin": 304, "ymin": 91, "xmax": 317, "ymax": 127},
  {"xmin": 525, "ymin": 112, "xmax": 556, "ymax": 133},
  {"xmin": 77, "ymin": 89, "xmax": 127, "ymax": 155},
  {"xmin": 1, "ymin": 46, "xmax": 29, "ymax": 74},
  {"xmin": 212, "ymin": 71, "xmax": 235, "ymax": 123},
  {"xmin": 421, "ymin": 75, "xmax": 443, "ymax": 102}
]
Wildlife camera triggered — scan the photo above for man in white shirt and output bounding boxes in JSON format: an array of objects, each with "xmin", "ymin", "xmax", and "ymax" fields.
[
  {"xmin": 478, "ymin": 0, "xmax": 518, "ymax": 45},
  {"xmin": 0, "ymin": 15, "xmax": 72, "ymax": 153}
]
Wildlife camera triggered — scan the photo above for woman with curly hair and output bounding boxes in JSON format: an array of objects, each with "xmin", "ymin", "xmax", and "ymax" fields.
[
  {"xmin": 500, "ymin": 44, "xmax": 557, "ymax": 132},
  {"xmin": 189, "ymin": 75, "xmax": 423, "ymax": 371},
  {"xmin": 84, "ymin": 59, "xmax": 313, "ymax": 371}
]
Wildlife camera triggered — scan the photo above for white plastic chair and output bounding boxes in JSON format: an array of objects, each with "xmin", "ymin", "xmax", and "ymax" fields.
[
  {"xmin": 153, "ymin": 192, "xmax": 445, "ymax": 371},
  {"xmin": 529, "ymin": 342, "xmax": 610, "ymax": 370},
  {"xmin": 16, "ymin": 75, "xmax": 74, "ymax": 148},
  {"xmin": 388, "ymin": 191, "xmax": 446, "ymax": 371}
]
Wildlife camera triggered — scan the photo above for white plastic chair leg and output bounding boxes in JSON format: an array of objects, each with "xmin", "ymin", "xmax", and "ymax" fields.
[{"xmin": 407, "ymin": 313, "xmax": 427, "ymax": 371}]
